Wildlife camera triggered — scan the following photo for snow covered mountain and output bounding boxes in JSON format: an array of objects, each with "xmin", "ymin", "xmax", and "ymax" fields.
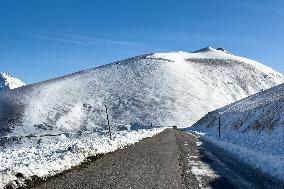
[
  {"xmin": 0, "ymin": 47, "xmax": 284, "ymax": 187},
  {"xmin": 189, "ymin": 83, "xmax": 284, "ymax": 181},
  {"xmin": 0, "ymin": 73, "xmax": 25, "ymax": 92},
  {"xmin": 0, "ymin": 47, "xmax": 283, "ymax": 137}
]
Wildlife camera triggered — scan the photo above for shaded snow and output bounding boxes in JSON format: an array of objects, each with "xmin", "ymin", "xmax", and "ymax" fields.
[{"xmin": 189, "ymin": 83, "xmax": 284, "ymax": 181}]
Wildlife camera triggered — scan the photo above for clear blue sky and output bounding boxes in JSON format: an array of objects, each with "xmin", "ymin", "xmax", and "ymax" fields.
[{"xmin": 0, "ymin": 0, "xmax": 283, "ymax": 84}]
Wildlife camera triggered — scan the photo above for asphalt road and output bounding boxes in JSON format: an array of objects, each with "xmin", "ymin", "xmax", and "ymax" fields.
[{"xmin": 30, "ymin": 129, "xmax": 284, "ymax": 189}]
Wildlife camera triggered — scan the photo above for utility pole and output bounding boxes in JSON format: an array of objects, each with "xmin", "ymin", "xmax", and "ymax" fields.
[
  {"xmin": 105, "ymin": 105, "xmax": 112, "ymax": 140},
  {"xmin": 218, "ymin": 116, "xmax": 221, "ymax": 137}
]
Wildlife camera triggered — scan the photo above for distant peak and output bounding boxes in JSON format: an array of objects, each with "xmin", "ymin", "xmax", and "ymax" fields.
[
  {"xmin": 0, "ymin": 73, "xmax": 10, "ymax": 77},
  {"xmin": 0, "ymin": 72, "xmax": 25, "ymax": 91},
  {"xmin": 0, "ymin": 72, "xmax": 17, "ymax": 79}
]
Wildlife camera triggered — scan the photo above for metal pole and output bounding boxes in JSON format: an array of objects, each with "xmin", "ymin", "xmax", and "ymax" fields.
[{"xmin": 105, "ymin": 105, "xmax": 112, "ymax": 140}]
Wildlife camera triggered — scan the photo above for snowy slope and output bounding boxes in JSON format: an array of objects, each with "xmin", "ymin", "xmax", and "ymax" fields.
[
  {"xmin": 0, "ymin": 47, "xmax": 283, "ymax": 187},
  {"xmin": 189, "ymin": 83, "xmax": 284, "ymax": 181},
  {"xmin": 0, "ymin": 73, "xmax": 25, "ymax": 92},
  {"xmin": 1, "ymin": 47, "xmax": 283, "ymax": 135}
]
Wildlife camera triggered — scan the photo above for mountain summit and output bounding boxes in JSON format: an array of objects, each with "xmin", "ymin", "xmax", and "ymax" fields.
[
  {"xmin": 0, "ymin": 73, "xmax": 25, "ymax": 92},
  {"xmin": 0, "ymin": 47, "xmax": 283, "ymax": 135}
]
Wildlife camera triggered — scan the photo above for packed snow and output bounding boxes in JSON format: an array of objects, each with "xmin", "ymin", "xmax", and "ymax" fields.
[
  {"xmin": 189, "ymin": 83, "xmax": 284, "ymax": 181},
  {"xmin": 0, "ymin": 47, "xmax": 283, "ymax": 187},
  {"xmin": 0, "ymin": 73, "xmax": 25, "ymax": 92}
]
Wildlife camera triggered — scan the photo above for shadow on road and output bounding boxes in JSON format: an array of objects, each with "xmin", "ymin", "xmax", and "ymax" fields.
[
  {"xmin": 199, "ymin": 149, "xmax": 235, "ymax": 189},
  {"xmin": 196, "ymin": 134, "xmax": 283, "ymax": 189},
  {"xmin": 175, "ymin": 129, "xmax": 236, "ymax": 188}
]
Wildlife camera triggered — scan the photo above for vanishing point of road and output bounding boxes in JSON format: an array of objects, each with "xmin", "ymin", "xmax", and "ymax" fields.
[{"xmin": 30, "ymin": 129, "xmax": 284, "ymax": 189}]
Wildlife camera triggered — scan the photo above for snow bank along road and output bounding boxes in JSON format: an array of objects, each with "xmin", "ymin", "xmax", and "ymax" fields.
[{"xmin": 30, "ymin": 129, "xmax": 283, "ymax": 189}]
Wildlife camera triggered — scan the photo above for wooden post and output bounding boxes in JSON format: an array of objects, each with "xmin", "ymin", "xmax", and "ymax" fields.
[
  {"xmin": 218, "ymin": 116, "xmax": 221, "ymax": 137},
  {"xmin": 105, "ymin": 105, "xmax": 112, "ymax": 140}
]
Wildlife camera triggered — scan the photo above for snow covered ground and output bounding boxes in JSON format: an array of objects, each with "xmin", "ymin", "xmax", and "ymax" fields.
[
  {"xmin": 189, "ymin": 83, "xmax": 284, "ymax": 181},
  {"xmin": 0, "ymin": 128, "xmax": 165, "ymax": 188},
  {"xmin": 0, "ymin": 47, "xmax": 283, "ymax": 187},
  {"xmin": 0, "ymin": 73, "xmax": 25, "ymax": 92}
]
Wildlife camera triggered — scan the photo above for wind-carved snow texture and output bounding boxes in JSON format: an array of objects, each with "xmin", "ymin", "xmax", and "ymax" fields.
[
  {"xmin": 0, "ymin": 47, "xmax": 283, "ymax": 187},
  {"xmin": 190, "ymin": 83, "xmax": 284, "ymax": 181},
  {"xmin": 0, "ymin": 73, "xmax": 25, "ymax": 92}
]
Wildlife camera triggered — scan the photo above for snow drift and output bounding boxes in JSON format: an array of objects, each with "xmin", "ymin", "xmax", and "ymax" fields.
[
  {"xmin": 189, "ymin": 83, "xmax": 284, "ymax": 181},
  {"xmin": 0, "ymin": 73, "xmax": 25, "ymax": 92},
  {"xmin": 0, "ymin": 47, "xmax": 283, "ymax": 187}
]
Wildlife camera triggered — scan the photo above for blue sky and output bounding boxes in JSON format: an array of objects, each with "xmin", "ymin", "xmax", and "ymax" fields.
[{"xmin": 0, "ymin": 0, "xmax": 283, "ymax": 84}]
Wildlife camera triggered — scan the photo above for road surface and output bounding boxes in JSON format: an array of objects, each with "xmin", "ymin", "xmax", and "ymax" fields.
[{"xmin": 30, "ymin": 129, "xmax": 284, "ymax": 189}]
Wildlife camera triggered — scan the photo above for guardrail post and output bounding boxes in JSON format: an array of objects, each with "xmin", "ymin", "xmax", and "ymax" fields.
[
  {"xmin": 218, "ymin": 116, "xmax": 221, "ymax": 137},
  {"xmin": 105, "ymin": 105, "xmax": 112, "ymax": 140}
]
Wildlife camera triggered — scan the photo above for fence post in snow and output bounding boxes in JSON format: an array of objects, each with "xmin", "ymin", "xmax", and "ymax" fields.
[
  {"xmin": 105, "ymin": 105, "xmax": 112, "ymax": 140},
  {"xmin": 218, "ymin": 115, "xmax": 221, "ymax": 137}
]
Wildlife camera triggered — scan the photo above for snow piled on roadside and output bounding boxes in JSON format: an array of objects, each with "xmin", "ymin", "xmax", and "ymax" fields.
[
  {"xmin": 190, "ymin": 128, "xmax": 284, "ymax": 182},
  {"xmin": 189, "ymin": 84, "xmax": 284, "ymax": 181},
  {"xmin": 0, "ymin": 128, "xmax": 165, "ymax": 188}
]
